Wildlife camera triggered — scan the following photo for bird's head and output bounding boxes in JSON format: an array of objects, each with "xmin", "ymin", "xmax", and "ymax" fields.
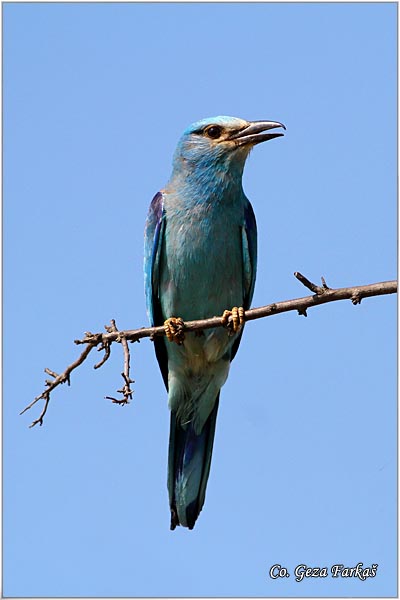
[{"xmin": 170, "ymin": 116, "xmax": 285, "ymax": 187}]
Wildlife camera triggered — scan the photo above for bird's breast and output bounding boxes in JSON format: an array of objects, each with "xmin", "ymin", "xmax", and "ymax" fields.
[{"xmin": 160, "ymin": 200, "xmax": 245, "ymax": 322}]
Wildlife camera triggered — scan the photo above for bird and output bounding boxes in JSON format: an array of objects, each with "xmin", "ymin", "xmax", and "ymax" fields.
[{"xmin": 144, "ymin": 115, "xmax": 285, "ymax": 530}]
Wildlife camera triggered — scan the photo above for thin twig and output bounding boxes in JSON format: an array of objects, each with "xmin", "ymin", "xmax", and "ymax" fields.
[
  {"xmin": 294, "ymin": 271, "xmax": 325, "ymax": 294},
  {"xmin": 320, "ymin": 276, "xmax": 330, "ymax": 290},
  {"xmin": 103, "ymin": 320, "xmax": 134, "ymax": 405},
  {"xmin": 20, "ymin": 343, "xmax": 96, "ymax": 424},
  {"xmin": 94, "ymin": 341, "xmax": 111, "ymax": 370},
  {"xmin": 22, "ymin": 275, "xmax": 397, "ymax": 427},
  {"xmin": 44, "ymin": 368, "xmax": 59, "ymax": 379}
]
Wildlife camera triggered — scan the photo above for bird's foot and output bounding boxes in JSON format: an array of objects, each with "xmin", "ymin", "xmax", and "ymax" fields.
[
  {"xmin": 221, "ymin": 306, "xmax": 245, "ymax": 335},
  {"xmin": 164, "ymin": 317, "xmax": 185, "ymax": 345}
]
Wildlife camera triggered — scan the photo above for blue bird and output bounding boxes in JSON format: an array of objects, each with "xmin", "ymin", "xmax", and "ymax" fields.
[{"xmin": 144, "ymin": 116, "xmax": 285, "ymax": 529}]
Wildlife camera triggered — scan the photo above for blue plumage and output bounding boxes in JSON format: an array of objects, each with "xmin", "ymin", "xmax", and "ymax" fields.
[{"xmin": 144, "ymin": 116, "xmax": 284, "ymax": 529}]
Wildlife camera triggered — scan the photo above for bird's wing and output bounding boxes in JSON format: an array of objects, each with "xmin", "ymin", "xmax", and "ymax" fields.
[
  {"xmin": 231, "ymin": 200, "xmax": 258, "ymax": 361},
  {"xmin": 144, "ymin": 191, "xmax": 169, "ymax": 388},
  {"xmin": 242, "ymin": 199, "xmax": 258, "ymax": 309},
  {"xmin": 144, "ymin": 191, "xmax": 164, "ymax": 324}
]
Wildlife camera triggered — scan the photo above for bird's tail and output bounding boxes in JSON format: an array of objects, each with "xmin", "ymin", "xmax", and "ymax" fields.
[{"xmin": 168, "ymin": 395, "xmax": 220, "ymax": 530}]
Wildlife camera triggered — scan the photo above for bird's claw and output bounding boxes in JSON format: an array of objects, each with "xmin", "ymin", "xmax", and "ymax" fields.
[
  {"xmin": 164, "ymin": 317, "xmax": 185, "ymax": 345},
  {"xmin": 221, "ymin": 306, "xmax": 245, "ymax": 335}
]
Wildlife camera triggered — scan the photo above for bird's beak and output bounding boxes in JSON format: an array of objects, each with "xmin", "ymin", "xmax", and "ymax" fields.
[{"xmin": 229, "ymin": 120, "xmax": 286, "ymax": 146}]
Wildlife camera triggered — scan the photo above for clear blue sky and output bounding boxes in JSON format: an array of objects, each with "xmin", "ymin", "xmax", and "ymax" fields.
[{"xmin": 4, "ymin": 2, "xmax": 397, "ymax": 597}]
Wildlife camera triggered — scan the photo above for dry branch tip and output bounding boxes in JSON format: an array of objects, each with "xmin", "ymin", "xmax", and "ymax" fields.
[{"xmin": 294, "ymin": 271, "xmax": 326, "ymax": 295}]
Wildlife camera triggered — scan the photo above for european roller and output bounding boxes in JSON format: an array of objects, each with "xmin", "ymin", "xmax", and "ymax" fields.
[{"xmin": 144, "ymin": 116, "xmax": 285, "ymax": 529}]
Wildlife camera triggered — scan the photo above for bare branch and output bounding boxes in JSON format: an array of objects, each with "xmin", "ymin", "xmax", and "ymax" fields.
[
  {"xmin": 73, "ymin": 277, "xmax": 397, "ymax": 343},
  {"xmin": 22, "ymin": 275, "xmax": 397, "ymax": 427}
]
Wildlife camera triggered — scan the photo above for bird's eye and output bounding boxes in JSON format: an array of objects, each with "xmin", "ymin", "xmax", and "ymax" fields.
[{"xmin": 206, "ymin": 125, "xmax": 223, "ymax": 139}]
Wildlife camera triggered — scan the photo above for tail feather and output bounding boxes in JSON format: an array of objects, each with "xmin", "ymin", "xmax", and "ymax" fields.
[{"xmin": 168, "ymin": 395, "xmax": 220, "ymax": 530}]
